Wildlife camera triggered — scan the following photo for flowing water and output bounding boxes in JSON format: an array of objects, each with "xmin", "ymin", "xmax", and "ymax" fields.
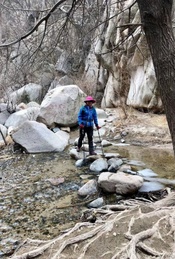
[{"xmin": 0, "ymin": 143, "xmax": 174, "ymax": 257}]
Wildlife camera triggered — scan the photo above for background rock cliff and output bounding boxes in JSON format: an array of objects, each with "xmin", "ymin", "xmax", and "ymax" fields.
[{"xmin": 0, "ymin": 0, "xmax": 173, "ymax": 114}]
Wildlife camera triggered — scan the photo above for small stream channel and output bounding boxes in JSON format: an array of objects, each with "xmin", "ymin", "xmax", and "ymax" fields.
[
  {"xmin": 111, "ymin": 144, "xmax": 175, "ymax": 178},
  {"xmin": 0, "ymin": 143, "xmax": 174, "ymax": 258}
]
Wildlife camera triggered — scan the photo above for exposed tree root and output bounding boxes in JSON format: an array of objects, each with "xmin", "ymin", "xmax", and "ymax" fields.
[{"xmin": 10, "ymin": 192, "xmax": 175, "ymax": 259}]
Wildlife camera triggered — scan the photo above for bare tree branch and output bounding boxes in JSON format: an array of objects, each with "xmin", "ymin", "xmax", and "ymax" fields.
[
  {"xmin": 0, "ymin": 3, "xmax": 50, "ymax": 13},
  {"xmin": 0, "ymin": 0, "xmax": 69, "ymax": 48}
]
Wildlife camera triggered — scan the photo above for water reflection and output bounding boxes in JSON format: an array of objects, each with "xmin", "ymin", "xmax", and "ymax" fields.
[{"xmin": 114, "ymin": 145, "xmax": 175, "ymax": 178}]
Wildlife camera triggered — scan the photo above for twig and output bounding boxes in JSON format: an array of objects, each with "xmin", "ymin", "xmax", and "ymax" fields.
[{"xmin": 0, "ymin": 129, "xmax": 7, "ymax": 145}]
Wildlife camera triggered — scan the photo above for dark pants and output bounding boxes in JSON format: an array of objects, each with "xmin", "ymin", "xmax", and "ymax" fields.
[{"xmin": 78, "ymin": 126, "xmax": 94, "ymax": 152}]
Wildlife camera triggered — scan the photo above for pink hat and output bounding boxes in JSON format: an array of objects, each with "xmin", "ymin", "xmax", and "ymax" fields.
[{"xmin": 84, "ymin": 96, "xmax": 96, "ymax": 103}]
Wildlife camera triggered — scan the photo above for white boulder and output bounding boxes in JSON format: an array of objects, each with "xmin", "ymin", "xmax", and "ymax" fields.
[
  {"xmin": 39, "ymin": 85, "xmax": 86, "ymax": 127},
  {"xmin": 5, "ymin": 107, "xmax": 40, "ymax": 128},
  {"xmin": 12, "ymin": 121, "xmax": 68, "ymax": 153}
]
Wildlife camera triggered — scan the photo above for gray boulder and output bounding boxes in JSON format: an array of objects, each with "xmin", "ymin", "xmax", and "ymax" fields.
[
  {"xmin": 9, "ymin": 83, "xmax": 43, "ymax": 107},
  {"xmin": 98, "ymin": 172, "xmax": 143, "ymax": 194},
  {"xmin": 0, "ymin": 107, "xmax": 10, "ymax": 125},
  {"xmin": 90, "ymin": 158, "xmax": 108, "ymax": 173},
  {"xmin": 78, "ymin": 179, "xmax": 98, "ymax": 196}
]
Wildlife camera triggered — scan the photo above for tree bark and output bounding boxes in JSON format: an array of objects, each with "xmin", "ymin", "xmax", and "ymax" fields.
[{"xmin": 136, "ymin": 0, "xmax": 175, "ymax": 155}]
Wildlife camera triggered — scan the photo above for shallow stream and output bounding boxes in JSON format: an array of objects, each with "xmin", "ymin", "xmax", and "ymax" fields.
[
  {"xmin": 0, "ymin": 143, "xmax": 174, "ymax": 257},
  {"xmin": 112, "ymin": 144, "xmax": 175, "ymax": 178}
]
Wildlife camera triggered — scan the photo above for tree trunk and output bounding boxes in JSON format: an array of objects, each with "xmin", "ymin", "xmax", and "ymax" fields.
[{"xmin": 136, "ymin": 0, "xmax": 175, "ymax": 155}]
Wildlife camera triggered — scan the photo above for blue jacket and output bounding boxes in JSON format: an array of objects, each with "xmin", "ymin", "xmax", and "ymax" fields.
[{"xmin": 78, "ymin": 105, "xmax": 98, "ymax": 127}]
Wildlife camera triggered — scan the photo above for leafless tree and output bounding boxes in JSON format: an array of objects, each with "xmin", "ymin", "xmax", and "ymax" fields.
[{"xmin": 0, "ymin": 0, "xmax": 105, "ymax": 92}]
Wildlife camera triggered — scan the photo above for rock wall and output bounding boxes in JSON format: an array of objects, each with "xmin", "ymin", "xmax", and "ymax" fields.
[{"xmin": 84, "ymin": 0, "xmax": 163, "ymax": 112}]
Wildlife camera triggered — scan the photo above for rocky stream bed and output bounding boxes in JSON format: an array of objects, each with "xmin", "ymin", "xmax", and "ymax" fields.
[{"xmin": 0, "ymin": 110, "xmax": 175, "ymax": 258}]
